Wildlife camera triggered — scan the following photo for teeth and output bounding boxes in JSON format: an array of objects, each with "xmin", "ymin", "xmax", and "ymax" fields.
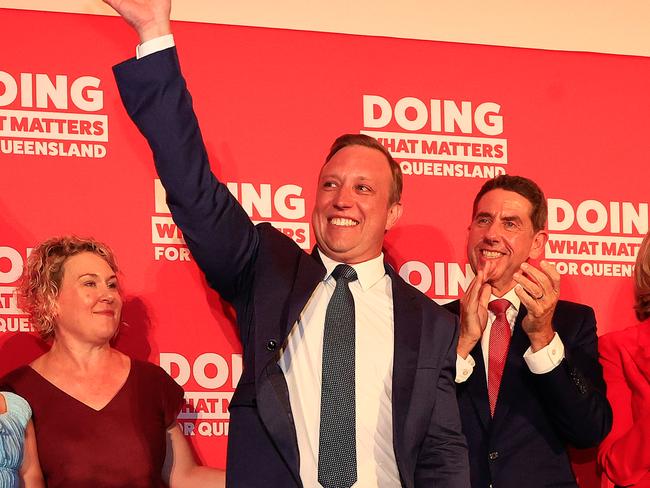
[
  {"xmin": 482, "ymin": 250, "xmax": 503, "ymax": 258},
  {"xmin": 330, "ymin": 218, "xmax": 358, "ymax": 227}
]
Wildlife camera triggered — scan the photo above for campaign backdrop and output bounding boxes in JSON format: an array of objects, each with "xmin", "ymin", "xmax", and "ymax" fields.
[{"xmin": 0, "ymin": 8, "xmax": 647, "ymax": 486}]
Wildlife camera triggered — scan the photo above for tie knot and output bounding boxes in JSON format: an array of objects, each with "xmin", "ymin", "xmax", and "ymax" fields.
[
  {"xmin": 488, "ymin": 298, "xmax": 510, "ymax": 316},
  {"xmin": 331, "ymin": 264, "xmax": 358, "ymax": 283}
]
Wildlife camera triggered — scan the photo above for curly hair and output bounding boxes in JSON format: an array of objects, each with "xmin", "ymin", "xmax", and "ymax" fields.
[
  {"xmin": 19, "ymin": 236, "xmax": 119, "ymax": 340},
  {"xmin": 635, "ymin": 231, "xmax": 650, "ymax": 322}
]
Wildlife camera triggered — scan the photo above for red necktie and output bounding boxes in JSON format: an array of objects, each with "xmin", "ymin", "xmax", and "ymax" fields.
[{"xmin": 487, "ymin": 299, "xmax": 511, "ymax": 417}]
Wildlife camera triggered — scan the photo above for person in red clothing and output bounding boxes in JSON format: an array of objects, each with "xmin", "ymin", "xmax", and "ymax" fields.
[
  {"xmin": 598, "ymin": 231, "xmax": 650, "ymax": 487},
  {"xmin": 2, "ymin": 236, "xmax": 225, "ymax": 488}
]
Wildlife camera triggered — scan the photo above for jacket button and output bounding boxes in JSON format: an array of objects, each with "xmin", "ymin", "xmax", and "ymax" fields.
[
  {"xmin": 266, "ymin": 339, "xmax": 278, "ymax": 351},
  {"xmin": 488, "ymin": 451, "xmax": 499, "ymax": 461}
]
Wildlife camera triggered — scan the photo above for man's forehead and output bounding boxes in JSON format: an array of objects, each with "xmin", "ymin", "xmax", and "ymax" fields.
[
  {"xmin": 473, "ymin": 189, "xmax": 535, "ymax": 224},
  {"xmin": 319, "ymin": 150, "xmax": 392, "ymax": 178},
  {"xmin": 476, "ymin": 189, "xmax": 532, "ymax": 211},
  {"xmin": 318, "ymin": 167, "xmax": 377, "ymax": 180}
]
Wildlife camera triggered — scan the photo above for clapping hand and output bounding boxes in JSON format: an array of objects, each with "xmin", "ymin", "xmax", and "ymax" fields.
[
  {"xmin": 514, "ymin": 260, "xmax": 560, "ymax": 352},
  {"xmin": 457, "ymin": 264, "xmax": 493, "ymax": 358}
]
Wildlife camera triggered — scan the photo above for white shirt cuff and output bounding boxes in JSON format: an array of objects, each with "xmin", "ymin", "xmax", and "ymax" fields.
[
  {"xmin": 455, "ymin": 353, "xmax": 476, "ymax": 383},
  {"xmin": 136, "ymin": 34, "xmax": 175, "ymax": 59},
  {"xmin": 523, "ymin": 332, "xmax": 564, "ymax": 374}
]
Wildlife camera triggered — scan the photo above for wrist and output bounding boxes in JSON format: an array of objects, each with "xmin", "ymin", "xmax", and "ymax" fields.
[
  {"xmin": 528, "ymin": 330, "xmax": 555, "ymax": 352},
  {"xmin": 138, "ymin": 19, "xmax": 172, "ymax": 43},
  {"xmin": 457, "ymin": 337, "xmax": 478, "ymax": 358}
]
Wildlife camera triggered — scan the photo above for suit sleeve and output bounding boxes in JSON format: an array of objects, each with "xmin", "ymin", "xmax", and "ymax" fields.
[
  {"xmin": 530, "ymin": 305, "xmax": 612, "ymax": 448},
  {"xmin": 112, "ymin": 47, "xmax": 258, "ymax": 302},
  {"xmin": 597, "ymin": 332, "xmax": 650, "ymax": 486},
  {"xmin": 415, "ymin": 315, "xmax": 470, "ymax": 488}
]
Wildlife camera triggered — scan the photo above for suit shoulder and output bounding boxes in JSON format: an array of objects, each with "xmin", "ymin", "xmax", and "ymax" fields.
[
  {"xmin": 555, "ymin": 299, "xmax": 595, "ymax": 318},
  {"xmin": 442, "ymin": 299, "xmax": 461, "ymax": 316},
  {"xmin": 254, "ymin": 223, "xmax": 322, "ymax": 281},
  {"xmin": 256, "ymin": 222, "xmax": 305, "ymax": 258},
  {"xmin": 391, "ymin": 271, "xmax": 459, "ymax": 324}
]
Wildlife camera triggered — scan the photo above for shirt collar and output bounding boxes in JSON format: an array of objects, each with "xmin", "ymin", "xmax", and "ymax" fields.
[
  {"xmin": 489, "ymin": 286, "xmax": 521, "ymax": 313},
  {"xmin": 317, "ymin": 249, "xmax": 386, "ymax": 291}
]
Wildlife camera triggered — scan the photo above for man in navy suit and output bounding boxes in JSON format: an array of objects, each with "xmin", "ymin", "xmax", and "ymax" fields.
[
  {"xmin": 106, "ymin": 0, "xmax": 470, "ymax": 486},
  {"xmin": 446, "ymin": 175, "xmax": 611, "ymax": 487}
]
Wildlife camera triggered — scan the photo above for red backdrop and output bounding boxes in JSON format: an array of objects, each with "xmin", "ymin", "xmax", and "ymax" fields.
[{"xmin": 0, "ymin": 8, "xmax": 647, "ymax": 485}]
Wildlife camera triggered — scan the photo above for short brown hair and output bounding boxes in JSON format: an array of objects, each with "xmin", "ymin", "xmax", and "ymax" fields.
[
  {"xmin": 19, "ymin": 236, "xmax": 119, "ymax": 340},
  {"xmin": 472, "ymin": 175, "xmax": 547, "ymax": 232},
  {"xmin": 634, "ymin": 232, "xmax": 650, "ymax": 322},
  {"xmin": 325, "ymin": 134, "xmax": 403, "ymax": 205}
]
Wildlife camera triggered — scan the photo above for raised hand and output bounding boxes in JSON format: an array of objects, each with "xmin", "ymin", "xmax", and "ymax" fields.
[
  {"xmin": 103, "ymin": 0, "xmax": 172, "ymax": 42},
  {"xmin": 457, "ymin": 266, "xmax": 492, "ymax": 358},
  {"xmin": 514, "ymin": 260, "xmax": 560, "ymax": 351}
]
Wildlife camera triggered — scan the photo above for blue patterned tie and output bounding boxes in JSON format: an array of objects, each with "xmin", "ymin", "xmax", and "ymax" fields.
[{"xmin": 318, "ymin": 264, "xmax": 358, "ymax": 488}]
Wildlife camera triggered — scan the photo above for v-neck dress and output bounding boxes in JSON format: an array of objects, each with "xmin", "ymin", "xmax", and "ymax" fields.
[
  {"xmin": 0, "ymin": 392, "xmax": 31, "ymax": 488},
  {"xmin": 1, "ymin": 360, "xmax": 184, "ymax": 488}
]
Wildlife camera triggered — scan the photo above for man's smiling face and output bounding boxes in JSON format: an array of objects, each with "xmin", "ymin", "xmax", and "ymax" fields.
[
  {"xmin": 311, "ymin": 145, "xmax": 402, "ymax": 264},
  {"xmin": 467, "ymin": 188, "xmax": 546, "ymax": 296}
]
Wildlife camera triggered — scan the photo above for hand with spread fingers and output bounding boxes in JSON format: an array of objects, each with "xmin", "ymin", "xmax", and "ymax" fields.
[
  {"xmin": 457, "ymin": 266, "xmax": 493, "ymax": 358},
  {"xmin": 103, "ymin": 0, "xmax": 171, "ymax": 42},
  {"xmin": 514, "ymin": 260, "xmax": 560, "ymax": 351}
]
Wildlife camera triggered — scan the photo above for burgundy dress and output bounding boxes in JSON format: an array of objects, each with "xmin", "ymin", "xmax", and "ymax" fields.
[{"xmin": 2, "ymin": 360, "xmax": 184, "ymax": 488}]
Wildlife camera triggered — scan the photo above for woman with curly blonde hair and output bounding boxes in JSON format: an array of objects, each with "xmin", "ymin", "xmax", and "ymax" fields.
[
  {"xmin": 2, "ymin": 236, "xmax": 224, "ymax": 488},
  {"xmin": 598, "ymin": 231, "xmax": 650, "ymax": 487},
  {"xmin": 17, "ymin": 237, "xmax": 118, "ymax": 341}
]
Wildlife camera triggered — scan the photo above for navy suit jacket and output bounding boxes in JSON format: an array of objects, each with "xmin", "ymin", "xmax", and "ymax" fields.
[
  {"xmin": 444, "ymin": 299, "xmax": 612, "ymax": 488},
  {"xmin": 113, "ymin": 47, "xmax": 470, "ymax": 488}
]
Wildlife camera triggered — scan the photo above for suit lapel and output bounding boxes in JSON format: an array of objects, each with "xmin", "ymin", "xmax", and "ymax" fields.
[
  {"xmin": 256, "ymin": 363, "xmax": 303, "ymax": 486},
  {"xmin": 465, "ymin": 343, "xmax": 491, "ymax": 431},
  {"xmin": 388, "ymin": 266, "xmax": 421, "ymax": 470},
  {"xmin": 285, "ymin": 250, "xmax": 326, "ymax": 337},
  {"xmin": 445, "ymin": 299, "xmax": 492, "ymax": 430},
  {"xmin": 255, "ymin": 249, "xmax": 325, "ymax": 487}
]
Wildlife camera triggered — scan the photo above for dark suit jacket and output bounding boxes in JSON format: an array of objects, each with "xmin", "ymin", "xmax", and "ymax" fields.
[
  {"xmin": 445, "ymin": 299, "xmax": 612, "ymax": 488},
  {"xmin": 113, "ymin": 47, "xmax": 469, "ymax": 488},
  {"xmin": 598, "ymin": 322, "xmax": 650, "ymax": 487}
]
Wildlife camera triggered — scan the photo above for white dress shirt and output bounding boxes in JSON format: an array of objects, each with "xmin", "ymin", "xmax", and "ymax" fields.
[
  {"xmin": 278, "ymin": 251, "xmax": 400, "ymax": 487},
  {"xmin": 456, "ymin": 287, "xmax": 565, "ymax": 383}
]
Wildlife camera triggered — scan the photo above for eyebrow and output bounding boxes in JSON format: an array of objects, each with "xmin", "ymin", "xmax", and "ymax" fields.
[
  {"xmin": 473, "ymin": 212, "xmax": 524, "ymax": 224},
  {"xmin": 77, "ymin": 273, "xmax": 117, "ymax": 280},
  {"xmin": 319, "ymin": 174, "xmax": 373, "ymax": 182},
  {"xmin": 501, "ymin": 215, "xmax": 524, "ymax": 224}
]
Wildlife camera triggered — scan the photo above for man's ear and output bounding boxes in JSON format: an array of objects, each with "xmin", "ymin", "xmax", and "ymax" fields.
[
  {"xmin": 385, "ymin": 202, "xmax": 403, "ymax": 231},
  {"xmin": 529, "ymin": 230, "xmax": 548, "ymax": 259}
]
